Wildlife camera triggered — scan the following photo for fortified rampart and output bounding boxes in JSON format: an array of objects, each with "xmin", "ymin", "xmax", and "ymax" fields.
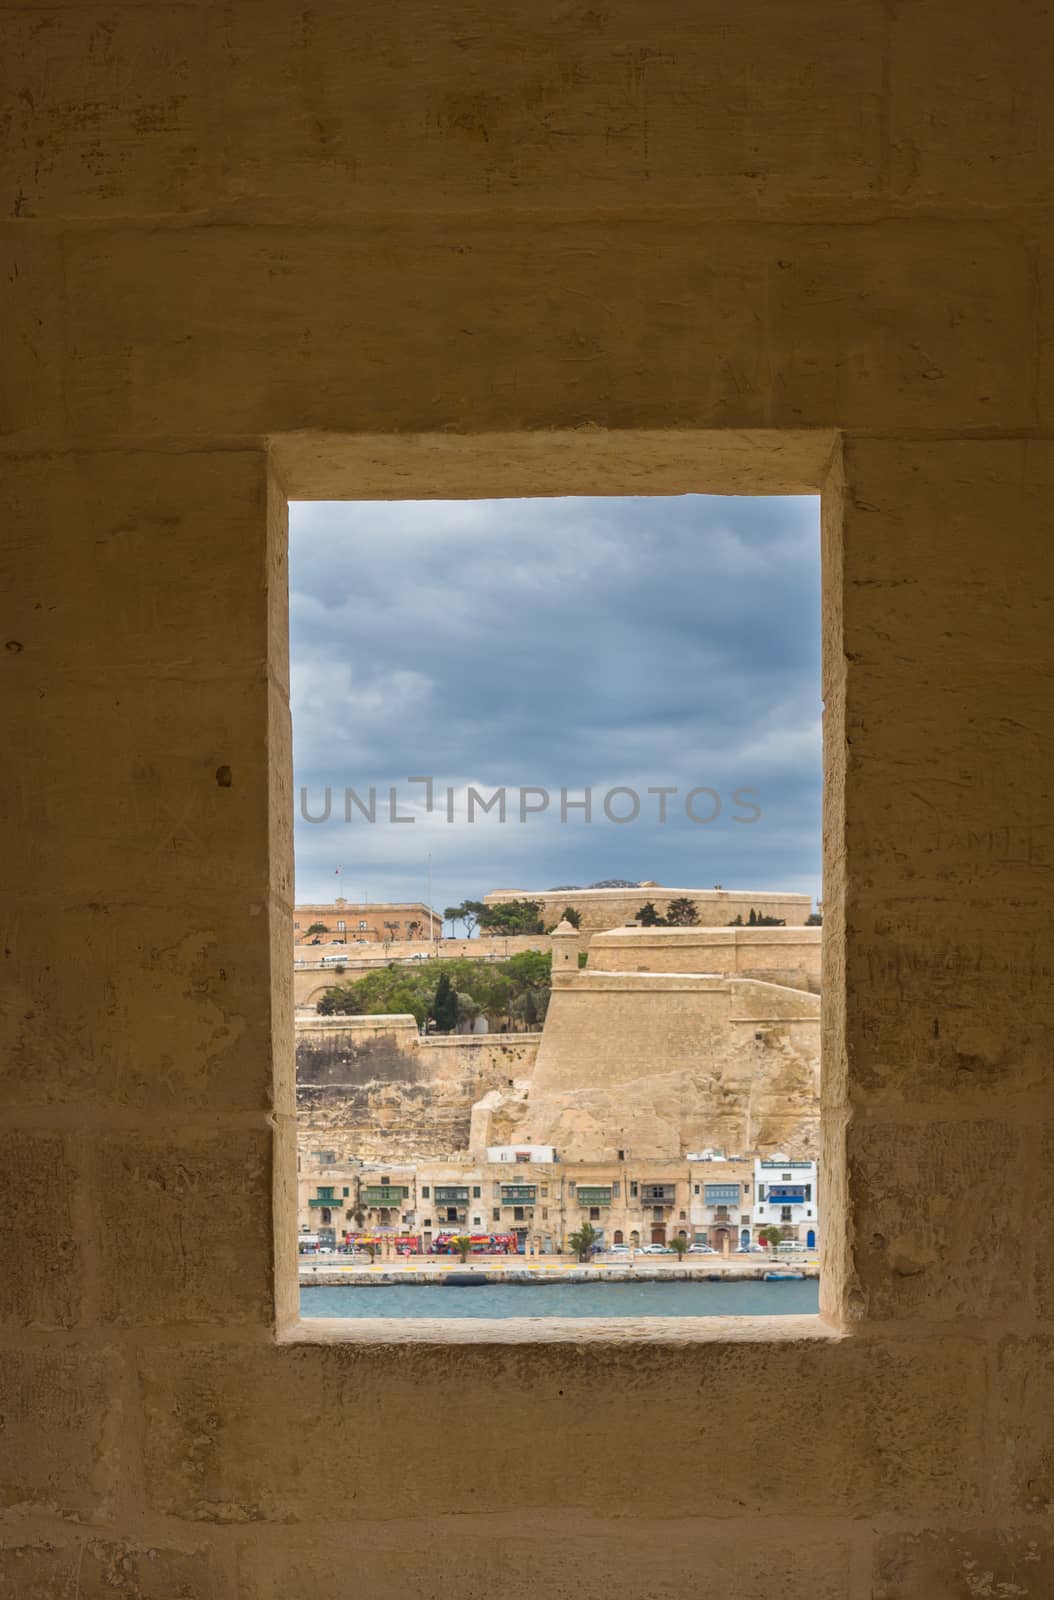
[
  {"xmin": 484, "ymin": 884, "xmax": 813, "ymax": 932},
  {"xmin": 296, "ymin": 1015, "xmax": 541, "ymax": 1159},
  {"xmin": 507, "ymin": 971, "xmax": 820, "ymax": 1160},
  {"xmin": 585, "ymin": 924, "xmax": 821, "ymax": 991}
]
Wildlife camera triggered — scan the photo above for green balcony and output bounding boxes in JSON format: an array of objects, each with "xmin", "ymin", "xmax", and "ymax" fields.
[
  {"xmin": 364, "ymin": 1186, "xmax": 408, "ymax": 1205},
  {"xmin": 435, "ymin": 1187, "xmax": 470, "ymax": 1203},
  {"xmin": 501, "ymin": 1185, "xmax": 537, "ymax": 1203},
  {"xmin": 308, "ymin": 1197, "xmax": 339, "ymax": 1209},
  {"xmin": 576, "ymin": 1187, "xmax": 612, "ymax": 1205}
]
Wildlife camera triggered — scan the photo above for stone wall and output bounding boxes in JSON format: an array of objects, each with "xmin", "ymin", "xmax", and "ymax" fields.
[
  {"xmin": 485, "ymin": 885, "xmax": 813, "ymax": 932},
  {"xmin": 296, "ymin": 1015, "xmax": 541, "ymax": 1159},
  {"xmin": 588, "ymin": 924, "xmax": 821, "ymax": 990},
  {"xmin": 6, "ymin": 3, "xmax": 1054, "ymax": 1596},
  {"xmin": 518, "ymin": 972, "xmax": 820, "ymax": 1159}
]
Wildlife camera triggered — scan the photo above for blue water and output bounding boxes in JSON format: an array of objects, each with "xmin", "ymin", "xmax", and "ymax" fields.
[{"xmin": 301, "ymin": 1278, "xmax": 819, "ymax": 1319}]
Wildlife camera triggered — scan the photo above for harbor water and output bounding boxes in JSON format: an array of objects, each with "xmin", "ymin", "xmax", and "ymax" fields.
[{"xmin": 302, "ymin": 1277, "xmax": 819, "ymax": 1319}]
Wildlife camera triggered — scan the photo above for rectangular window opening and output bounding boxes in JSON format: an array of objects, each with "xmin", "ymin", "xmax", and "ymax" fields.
[{"xmin": 284, "ymin": 458, "xmax": 828, "ymax": 1336}]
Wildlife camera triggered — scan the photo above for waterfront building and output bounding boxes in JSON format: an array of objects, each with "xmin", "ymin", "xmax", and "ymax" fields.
[
  {"xmin": 688, "ymin": 1156, "xmax": 755, "ymax": 1251},
  {"xmin": 294, "ymin": 896, "xmax": 442, "ymax": 948},
  {"xmin": 753, "ymin": 1154, "xmax": 819, "ymax": 1248}
]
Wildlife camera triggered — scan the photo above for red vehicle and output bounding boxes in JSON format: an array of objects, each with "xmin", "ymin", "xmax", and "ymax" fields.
[{"xmin": 429, "ymin": 1232, "xmax": 519, "ymax": 1256}]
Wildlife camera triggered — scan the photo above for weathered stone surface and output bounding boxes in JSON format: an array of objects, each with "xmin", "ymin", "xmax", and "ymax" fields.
[
  {"xmin": 236, "ymin": 1522, "xmax": 851, "ymax": 1600},
  {"xmin": 521, "ymin": 969, "xmax": 819, "ymax": 1159},
  {"xmin": 993, "ymin": 1337, "xmax": 1054, "ymax": 1515},
  {"xmin": 0, "ymin": 1539, "xmax": 221, "ymax": 1599},
  {"xmin": 0, "ymin": 904, "xmax": 275, "ymax": 1112},
  {"xmin": 1034, "ymin": 1125, "xmax": 1054, "ymax": 1323},
  {"xmin": 890, "ymin": 0, "xmax": 1054, "ymax": 208},
  {"xmin": 874, "ymin": 1529, "xmax": 1054, "ymax": 1598},
  {"xmin": 62, "ymin": 222, "xmax": 1032, "ymax": 440},
  {"xmin": 296, "ymin": 1017, "xmax": 539, "ymax": 1160},
  {"xmin": 0, "ymin": 1347, "xmax": 117, "ymax": 1516},
  {"xmin": 848, "ymin": 1120, "xmax": 1024, "ymax": 1322},
  {"xmin": 838, "ymin": 439, "xmax": 1054, "ymax": 1109},
  {"xmin": 139, "ymin": 1335, "xmax": 984, "ymax": 1523},
  {"xmin": 0, "ymin": 1131, "xmax": 80, "ymax": 1327},
  {"xmin": 96, "ymin": 1131, "xmax": 273, "ymax": 1326}
]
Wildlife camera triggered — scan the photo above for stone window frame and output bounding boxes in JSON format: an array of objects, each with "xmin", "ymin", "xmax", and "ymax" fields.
[{"xmin": 270, "ymin": 427, "xmax": 844, "ymax": 1345}]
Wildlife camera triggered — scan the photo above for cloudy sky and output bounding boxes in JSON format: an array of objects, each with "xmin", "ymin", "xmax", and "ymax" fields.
[{"xmin": 290, "ymin": 495, "xmax": 822, "ymax": 918}]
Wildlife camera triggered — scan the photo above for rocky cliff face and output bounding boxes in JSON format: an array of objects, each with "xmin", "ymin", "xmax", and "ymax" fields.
[{"xmin": 295, "ymin": 1017, "xmax": 541, "ymax": 1160}]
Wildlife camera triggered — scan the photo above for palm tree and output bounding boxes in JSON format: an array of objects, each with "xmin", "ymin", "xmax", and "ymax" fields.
[
  {"xmin": 454, "ymin": 1234, "xmax": 473, "ymax": 1264},
  {"xmin": 569, "ymin": 1220, "xmax": 599, "ymax": 1262},
  {"xmin": 668, "ymin": 1234, "xmax": 689, "ymax": 1259}
]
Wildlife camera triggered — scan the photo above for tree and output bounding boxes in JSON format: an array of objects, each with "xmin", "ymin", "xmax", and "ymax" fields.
[
  {"xmin": 523, "ymin": 989, "xmax": 538, "ymax": 1027},
  {"xmin": 727, "ymin": 914, "xmax": 743, "ymax": 926},
  {"xmin": 748, "ymin": 907, "xmax": 757, "ymax": 926},
  {"xmin": 759, "ymin": 1225, "xmax": 783, "ymax": 1253},
  {"xmin": 444, "ymin": 901, "xmax": 484, "ymax": 937},
  {"xmin": 577, "ymin": 951, "xmax": 588, "ymax": 969},
  {"xmin": 406, "ymin": 919, "xmax": 422, "ymax": 940},
  {"xmin": 668, "ymin": 1234, "xmax": 689, "ymax": 1259},
  {"xmin": 634, "ymin": 901, "xmax": 666, "ymax": 927},
  {"xmin": 560, "ymin": 905, "xmax": 582, "ymax": 928},
  {"xmin": 568, "ymin": 1220, "xmax": 599, "ymax": 1262},
  {"xmin": 306, "ymin": 922, "xmax": 328, "ymax": 936},
  {"xmin": 432, "ymin": 972, "xmax": 458, "ymax": 1033},
  {"xmin": 806, "ymin": 911, "xmax": 823, "ymax": 926},
  {"xmin": 454, "ymin": 1234, "xmax": 472, "ymax": 1264},
  {"xmin": 666, "ymin": 897, "xmax": 700, "ymax": 926},
  {"xmin": 478, "ymin": 898, "xmax": 545, "ymax": 936}
]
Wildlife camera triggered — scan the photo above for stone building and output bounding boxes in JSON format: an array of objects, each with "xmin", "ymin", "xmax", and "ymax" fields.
[
  {"xmin": 294, "ymin": 897, "xmax": 441, "ymax": 946},
  {"xmin": 7, "ymin": 5, "xmax": 1053, "ymax": 1597}
]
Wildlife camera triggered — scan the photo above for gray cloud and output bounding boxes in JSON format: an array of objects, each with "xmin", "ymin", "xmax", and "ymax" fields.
[{"xmin": 290, "ymin": 495, "xmax": 821, "ymax": 912}]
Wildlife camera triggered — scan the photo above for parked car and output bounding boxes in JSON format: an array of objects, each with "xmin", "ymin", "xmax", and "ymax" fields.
[
  {"xmin": 740, "ymin": 1243, "xmax": 766, "ymax": 1254},
  {"xmin": 640, "ymin": 1243, "xmax": 671, "ymax": 1255},
  {"xmin": 688, "ymin": 1243, "xmax": 715, "ymax": 1254}
]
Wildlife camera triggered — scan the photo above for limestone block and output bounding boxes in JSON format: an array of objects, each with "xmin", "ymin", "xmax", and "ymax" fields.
[
  {"xmin": 848, "ymin": 1120, "xmax": 1024, "ymax": 1322},
  {"xmin": 874, "ymin": 1529, "xmax": 1054, "ymax": 1599},
  {"xmin": 0, "ymin": 1347, "xmax": 117, "ymax": 1516},
  {"xmin": 1034, "ymin": 1125, "xmax": 1054, "ymax": 1323},
  {"xmin": 234, "ymin": 1522, "xmax": 851, "ymax": 1600},
  {"xmin": 838, "ymin": 439, "xmax": 1054, "ymax": 1106},
  {"xmin": 96, "ymin": 1130, "xmax": 273, "ymax": 1326},
  {"xmin": 0, "ymin": 451, "xmax": 270, "ymax": 682},
  {"xmin": 139, "ymin": 1334, "xmax": 984, "ymax": 1522},
  {"xmin": 62, "ymin": 222, "xmax": 1032, "ymax": 440},
  {"xmin": 0, "ymin": 904, "xmax": 276, "ymax": 1112},
  {"xmin": 890, "ymin": 0, "xmax": 1054, "ymax": 207},
  {"xmin": 993, "ymin": 1337, "xmax": 1054, "ymax": 1514},
  {"xmin": 207, "ymin": 0, "xmax": 883, "ymax": 220},
  {"xmin": 0, "ymin": 1131, "xmax": 80, "ymax": 1327},
  {"xmin": 0, "ymin": 231, "xmax": 65, "ymax": 440},
  {"xmin": 1, "ymin": 7, "xmax": 211, "ymax": 221},
  {"xmin": 0, "ymin": 1539, "xmax": 221, "ymax": 1599}
]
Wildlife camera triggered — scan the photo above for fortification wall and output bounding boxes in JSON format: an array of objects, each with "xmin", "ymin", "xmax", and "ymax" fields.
[
  {"xmin": 485, "ymin": 886, "xmax": 812, "ymax": 932},
  {"xmin": 587, "ymin": 925, "xmax": 821, "ymax": 988},
  {"xmin": 296, "ymin": 1015, "xmax": 541, "ymax": 1159},
  {"xmin": 520, "ymin": 973, "xmax": 820, "ymax": 1160}
]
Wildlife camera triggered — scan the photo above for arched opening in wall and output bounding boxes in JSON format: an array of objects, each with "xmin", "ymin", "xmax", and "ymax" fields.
[{"xmin": 277, "ymin": 431, "xmax": 833, "ymax": 1331}]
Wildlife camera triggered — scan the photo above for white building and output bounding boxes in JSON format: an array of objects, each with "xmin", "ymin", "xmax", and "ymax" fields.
[{"xmin": 753, "ymin": 1154, "xmax": 819, "ymax": 1248}]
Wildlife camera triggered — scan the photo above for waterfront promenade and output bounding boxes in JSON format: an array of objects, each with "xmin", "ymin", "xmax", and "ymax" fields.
[{"xmin": 299, "ymin": 1250, "xmax": 819, "ymax": 1287}]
